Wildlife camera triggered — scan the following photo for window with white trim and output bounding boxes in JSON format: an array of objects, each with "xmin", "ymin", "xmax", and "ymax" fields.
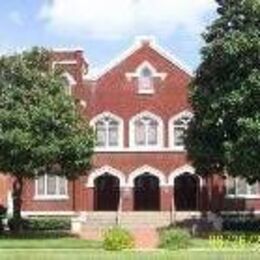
[
  {"xmin": 91, "ymin": 113, "xmax": 123, "ymax": 150},
  {"xmin": 35, "ymin": 175, "xmax": 68, "ymax": 199},
  {"xmin": 96, "ymin": 117, "xmax": 119, "ymax": 147},
  {"xmin": 125, "ymin": 61, "xmax": 167, "ymax": 95},
  {"xmin": 61, "ymin": 72, "xmax": 76, "ymax": 95},
  {"xmin": 226, "ymin": 177, "xmax": 260, "ymax": 197},
  {"xmin": 138, "ymin": 67, "xmax": 154, "ymax": 94},
  {"xmin": 130, "ymin": 112, "xmax": 163, "ymax": 149},
  {"xmin": 169, "ymin": 112, "xmax": 192, "ymax": 150}
]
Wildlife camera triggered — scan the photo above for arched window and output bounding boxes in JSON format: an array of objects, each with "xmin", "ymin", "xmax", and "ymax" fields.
[
  {"xmin": 138, "ymin": 67, "xmax": 153, "ymax": 94},
  {"xmin": 169, "ymin": 111, "xmax": 193, "ymax": 150},
  {"xmin": 129, "ymin": 112, "xmax": 163, "ymax": 149},
  {"xmin": 91, "ymin": 112, "xmax": 123, "ymax": 150},
  {"xmin": 125, "ymin": 61, "xmax": 167, "ymax": 95}
]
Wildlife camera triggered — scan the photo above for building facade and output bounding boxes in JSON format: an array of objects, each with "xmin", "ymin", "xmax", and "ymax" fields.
[{"xmin": 2, "ymin": 38, "xmax": 260, "ymax": 216}]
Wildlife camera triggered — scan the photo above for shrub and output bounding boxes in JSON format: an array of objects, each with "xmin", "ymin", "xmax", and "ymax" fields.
[
  {"xmin": 8, "ymin": 217, "xmax": 71, "ymax": 232},
  {"xmin": 222, "ymin": 217, "xmax": 260, "ymax": 232},
  {"xmin": 103, "ymin": 226, "xmax": 134, "ymax": 251},
  {"xmin": 0, "ymin": 206, "xmax": 7, "ymax": 233},
  {"xmin": 159, "ymin": 228, "xmax": 191, "ymax": 250}
]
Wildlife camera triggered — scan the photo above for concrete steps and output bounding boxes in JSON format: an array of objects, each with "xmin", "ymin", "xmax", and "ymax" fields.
[{"xmin": 79, "ymin": 211, "xmax": 202, "ymax": 229}]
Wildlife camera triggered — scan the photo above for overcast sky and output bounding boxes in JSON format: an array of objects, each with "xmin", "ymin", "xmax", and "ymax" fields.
[{"xmin": 0, "ymin": 0, "xmax": 217, "ymax": 73}]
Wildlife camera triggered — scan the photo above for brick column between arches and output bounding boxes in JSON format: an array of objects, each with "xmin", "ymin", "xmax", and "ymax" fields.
[
  {"xmin": 160, "ymin": 186, "xmax": 173, "ymax": 211},
  {"xmin": 121, "ymin": 187, "xmax": 134, "ymax": 211}
]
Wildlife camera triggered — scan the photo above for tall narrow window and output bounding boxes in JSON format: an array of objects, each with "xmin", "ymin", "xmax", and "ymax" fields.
[
  {"xmin": 169, "ymin": 111, "xmax": 193, "ymax": 150},
  {"xmin": 138, "ymin": 67, "xmax": 154, "ymax": 94}
]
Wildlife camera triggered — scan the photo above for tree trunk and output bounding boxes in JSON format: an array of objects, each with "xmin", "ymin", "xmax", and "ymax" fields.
[{"xmin": 12, "ymin": 176, "xmax": 23, "ymax": 233}]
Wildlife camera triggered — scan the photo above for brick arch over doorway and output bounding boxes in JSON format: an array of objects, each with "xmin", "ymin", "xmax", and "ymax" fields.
[{"xmin": 168, "ymin": 165, "xmax": 203, "ymax": 211}]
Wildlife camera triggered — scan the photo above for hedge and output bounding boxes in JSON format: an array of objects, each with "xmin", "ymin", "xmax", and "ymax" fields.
[{"xmin": 8, "ymin": 217, "xmax": 71, "ymax": 232}]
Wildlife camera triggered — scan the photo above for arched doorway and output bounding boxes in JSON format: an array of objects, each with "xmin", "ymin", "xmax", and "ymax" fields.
[
  {"xmin": 134, "ymin": 173, "xmax": 160, "ymax": 211},
  {"xmin": 94, "ymin": 173, "xmax": 120, "ymax": 211},
  {"xmin": 174, "ymin": 172, "xmax": 200, "ymax": 211}
]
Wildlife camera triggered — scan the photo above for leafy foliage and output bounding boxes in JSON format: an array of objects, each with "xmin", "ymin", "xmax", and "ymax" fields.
[
  {"xmin": 159, "ymin": 228, "xmax": 191, "ymax": 250},
  {"xmin": 103, "ymin": 227, "xmax": 134, "ymax": 251},
  {"xmin": 8, "ymin": 217, "xmax": 71, "ymax": 232},
  {"xmin": 0, "ymin": 47, "xmax": 94, "ymax": 228},
  {"xmin": 0, "ymin": 47, "xmax": 94, "ymax": 179},
  {"xmin": 186, "ymin": 0, "xmax": 260, "ymax": 181}
]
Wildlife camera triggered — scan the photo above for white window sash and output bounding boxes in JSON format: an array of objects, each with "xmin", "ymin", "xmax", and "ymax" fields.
[
  {"xmin": 226, "ymin": 177, "xmax": 260, "ymax": 198},
  {"xmin": 35, "ymin": 175, "xmax": 68, "ymax": 200}
]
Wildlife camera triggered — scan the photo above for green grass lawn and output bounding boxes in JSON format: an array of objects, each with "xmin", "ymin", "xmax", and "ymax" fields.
[
  {"xmin": 0, "ymin": 250, "xmax": 259, "ymax": 260},
  {"xmin": 0, "ymin": 233, "xmax": 259, "ymax": 260},
  {"xmin": 0, "ymin": 233, "xmax": 101, "ymax": 249}
]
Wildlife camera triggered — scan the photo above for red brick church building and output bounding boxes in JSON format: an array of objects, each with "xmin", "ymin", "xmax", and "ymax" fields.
[{"xmin": 1, "ymin": 38, "xmax": 260, "ymax": 217}]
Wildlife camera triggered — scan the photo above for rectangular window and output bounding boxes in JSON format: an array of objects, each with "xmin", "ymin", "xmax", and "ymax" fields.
[
  {"xmin": 138, "ymin": 77, "xmax": 154, "ymax": 94},
  {"xmin": 174, "ymin": 127, "xmax": 185, "ymax": 147},
  {"xmin": 35, "ymin": 175, "xmax": 68, "ymax": 199},
  {"xmin": 135, "ymin": 121, "xmax": 145, "ymax": 145},
  {"xmin": 226, "ymin": 177, "xmax": 259, "ymax": 197},
  {"xmin": 96, "ymin": 122, "xmax": 106, "ymax": 147},
  {"xmin": 108, "ymin": 122, "xmax": 119, "ymax": 146},
  {"xmin": 37, "ymin": 175, "xmax": 45, "ymax": 195},
  {"xmin": 148, "ymin": 122, "xmax": 158, "ymax": 145}
]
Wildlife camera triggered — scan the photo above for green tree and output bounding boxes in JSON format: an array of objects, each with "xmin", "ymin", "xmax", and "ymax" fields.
[
  {"xmin": 0, "ymin": 48, "xmax": 94, "ymax": 230},
  {"xmin": 186, "ymin": 0, "xmax": 260, "ymax": 181}
]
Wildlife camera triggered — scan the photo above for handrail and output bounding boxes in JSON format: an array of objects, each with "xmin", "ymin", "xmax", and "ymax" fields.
[
  {"xmin": 171, "ymin": 197, "xmax": 176, "ymax": 225},
  {"xmin": 116, "ymin": 191, "xmax": 123, "ymax": 225}
]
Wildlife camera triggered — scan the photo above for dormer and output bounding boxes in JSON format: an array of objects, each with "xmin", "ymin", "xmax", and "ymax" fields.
[{"xmin": 126, "ymin": 61, "xmax": 167, "ymax": 94}]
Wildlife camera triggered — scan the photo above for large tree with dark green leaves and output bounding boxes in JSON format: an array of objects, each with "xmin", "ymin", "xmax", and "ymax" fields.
[
  {"xmin": 0, "ymin": 48, "xmax": 94, "ymax": 229},
  {"xmin": 186, "ymin": 0, "xmax": 260, "ymax": 181}
]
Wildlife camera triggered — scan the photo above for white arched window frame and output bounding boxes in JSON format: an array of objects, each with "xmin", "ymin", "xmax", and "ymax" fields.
[
  {"xmin": 168, "ymin": 110, "xmax": 193, "ymax": 151},
  {"xmin": 226, "ymin": 176, "xmax": 260, "ymax": 199},
  {"xmin": 126, "ymin": 61, "xmax": 167, "ymax": 95},
  {"xmin": 129, "ymin": 111, "xmax": 164, "ymax": 151},
  {"xmin": 90, "ymin": 112, "xmax": 124, "ymax": 151}
]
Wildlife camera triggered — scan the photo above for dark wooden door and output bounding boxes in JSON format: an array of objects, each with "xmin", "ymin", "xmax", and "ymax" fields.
[
  {"xmin": 94, "ymin": 174, "xmax": 120, "ymax": 211},
  {"xmin": 134, "ymin": 173, "xmax": 160, "ymax": 211},
  {"xmin": 174, "ymin": 173, "xmax": 199, "ymax": 211}
]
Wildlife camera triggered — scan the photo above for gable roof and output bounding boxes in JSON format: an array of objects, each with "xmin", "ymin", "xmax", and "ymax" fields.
[{"xmin": 85, "ymin": 36, "xmax": 193, "ymax": 80}]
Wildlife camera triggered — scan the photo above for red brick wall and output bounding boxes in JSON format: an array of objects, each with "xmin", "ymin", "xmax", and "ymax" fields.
[{"xmin": 20, "ymin": 42, "xmax": 260, "ymax": 213}]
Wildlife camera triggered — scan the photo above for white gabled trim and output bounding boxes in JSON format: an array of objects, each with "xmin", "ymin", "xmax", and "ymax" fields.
[
  {"xmin": 86, "ymin": 165, "xmax": 126, "ymax": 188},
  {"xmin": 125, "ymin": 61, "xmax": 167, "ymax": 81},
  {"xmin": 90, "ymin": 111, "xmax": 124, "ymax": 150},
  {"xmin": 127, "ymin": 165, "xmax": 167, "ymax": 187},
  {"xmin": 168, "ymin": 110, "xmax": 193, "ymax": 151},
  {"xmin": 129, "ymin": 110, "xmax": 164, "ymax": 150},
  {"xmin": 168, "ymin": 164, "xmax": 203, "ymax": 187},
  {"xmin": 150, "ymin": 41, "xmax": 193, "ymax": 76},
  {"xmin": 85, "ymin": 36, "xmax": 193, "ymax": 80}
]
